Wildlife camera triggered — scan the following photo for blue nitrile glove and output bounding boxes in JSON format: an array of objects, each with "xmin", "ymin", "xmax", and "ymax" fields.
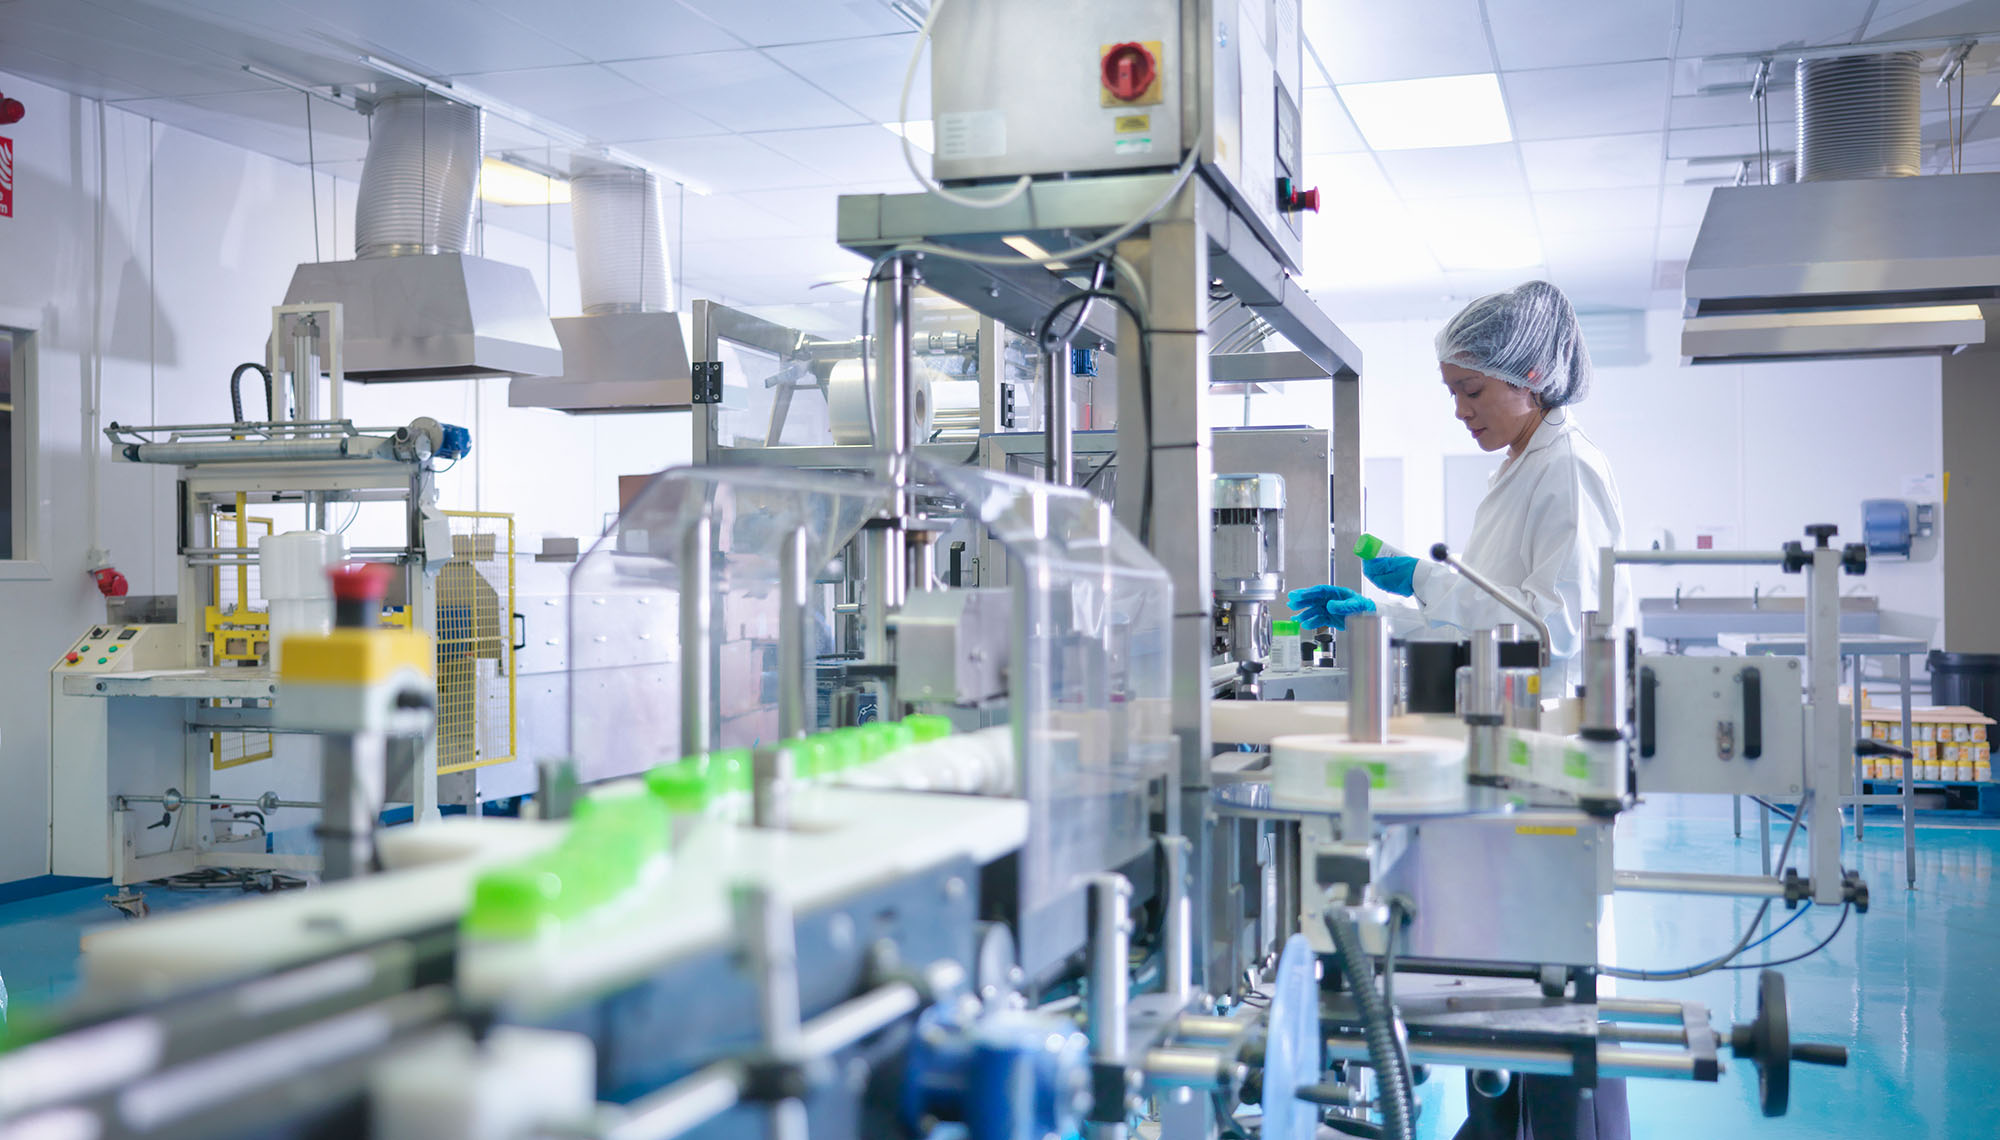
[
  {"xmin": 1286, "ymin": 584, "xmax": 1377, "ymax": 630},
  {"xmin": 1363, "ymin": 556, "xmax": 1418, "ymax": 597}
]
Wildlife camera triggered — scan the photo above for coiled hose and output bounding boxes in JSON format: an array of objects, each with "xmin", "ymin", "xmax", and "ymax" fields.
[
  {"xmin": 230, "ymin": 362, "xmax": 273, "ymax": 424},
  {"xmin": 1328, "ymin": 913, "xmax": 1414, "ymax": 1140}
]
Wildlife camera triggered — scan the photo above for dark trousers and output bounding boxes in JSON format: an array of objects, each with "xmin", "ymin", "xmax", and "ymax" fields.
[{"xmin": 1452, "ymin": 1074, "xmax": 1631, "ymax": 1140}]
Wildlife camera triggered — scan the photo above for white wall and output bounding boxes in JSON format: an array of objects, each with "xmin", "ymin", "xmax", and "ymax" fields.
[
  {"xmin": 1226, "ymin": 309, "xmax": 1944, "ymax": 639},
  {"xmin": 0, "ymin": 70, "xmax": 689, "ymax": 884}
]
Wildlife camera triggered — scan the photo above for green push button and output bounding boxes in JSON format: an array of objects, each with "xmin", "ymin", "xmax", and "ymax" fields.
[
  {"xmin": 108, "ymin": 645, "xmax": 118, "ymax": 653},
  {"xmin": 97, "ymin": 658, "xmax": 107, "ymax": 664}
]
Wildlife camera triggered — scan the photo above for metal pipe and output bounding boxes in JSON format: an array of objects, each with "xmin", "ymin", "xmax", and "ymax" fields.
[
  {"xmin": 752, "ymin": 744, "xmax": 794, "ymax": 830},
  {"xmin": 1430, "ymin": 546, "xmax": 1551, "ymax": 669},
  {"xmin": 679, "ymin": 511, "xmax": 714, "ymax": 757},
  {"xmin": 1085, "ymin": 873, "xmax": 1132, "ymax": 1140},
  {"xmin": 1469, "ymin": 628, "xmax": 1500, "ymax": 719},
  {"xmin": 1142, "ymin": 1047, "xmax": 1236, "ymax": 1090},
  {"xmin": 1580, "ymin": 624, "xmax": 1624, "ymax": 735},
  {"xmin": 1613, "ymin": 870, "xmax": 1787, "ymax": 898},
  {"xmin": 605, "ymin": 1062, "xmax": 745, "ymax": 1140},
  {"xmin": 1160, "ymin": 835, "xmax": 1192, "ymax": 1002},
  {"xmin": 874, "ymin": 256, "xmax": 913, "ymax": 508},
  {"xmin": 1324, "ymin": 1039, "xmax": 1706, "ymax": 1082},
  {"xmin": 318, "ymin": 733, "xmax": 386, "ymax": 881},
  {"xmin": 1606, "ymin": 549, "xmax": 1790, "ymax": 566},
  {"xmin": 778, "ymin": 525, "xmax": 810, "ymax": 740},
  {"xmin": 1172, "ymin": 1015, "xmax": 1249, "ymax": 1047},
  {"xmin": 183, "ymin": 545, "xmax": 407, "ymax": 557},
  {"xmin": 793, "ymin": 981, "xmax": 922, "ymax": 1058},
  {"xmin": 1045, "ymin": 348, "xmax": 1074, "ymax": 484},
  {"xmin": 1598, "ymin": 1024, "xmax": 1688, "ymax": 1046},
  {"xmin": 1343, "ymin": 613, "xmax": 1389, "ymax": 744},
  {"xmin": 1597, "ymin": 996, "xmax": 1693, "ymax": 1023},
  {"xmin": 732, "ymin": 884, "xmax": 808, "ymax": 1140},
  {"xmin": 124, "ymin": 438, "xmax": 361, "ymax": 464}
]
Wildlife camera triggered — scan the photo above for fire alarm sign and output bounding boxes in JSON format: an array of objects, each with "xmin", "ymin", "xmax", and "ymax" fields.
[{"xmin": 0, "ymin": 136, "xmax": 12, "ymax": 218}]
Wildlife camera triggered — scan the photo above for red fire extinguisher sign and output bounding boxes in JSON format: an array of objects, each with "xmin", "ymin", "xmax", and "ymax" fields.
[{"xmin": 0, "ymin": 136, "xmax": 13, "ymax": 218}]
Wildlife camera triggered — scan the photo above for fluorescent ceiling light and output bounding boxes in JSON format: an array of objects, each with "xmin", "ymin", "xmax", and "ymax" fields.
[
  {"xmin": 1336, "ymin": 73, "xmax": 1512, "ymax": 151},
  {"xmin": 883, "ymin": 120, "xmax": 935, "ymax": 155},
  {"xmin": 1001, "ymin": 234, "xmax": 1068, "ymax": 270},
  {"xmin": 1992, "ymin": 89, "xmax": 2000, "ymax": 106},
  {"xmin": 479, "ymin": 157, "xmax": 571, "ymax": 207}
]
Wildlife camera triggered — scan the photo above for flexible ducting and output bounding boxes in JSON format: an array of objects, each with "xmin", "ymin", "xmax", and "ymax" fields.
[
  {"xmin": 1796, "ymin": 52, "xmax": 1921, "ymax": 182},
  {"xmin": 355, "ymin": 91, "xmax": 484, "ymax": 258},
  {"xmin": 571, "ymin": 169, "xmax": 672, "ymax": 315}
]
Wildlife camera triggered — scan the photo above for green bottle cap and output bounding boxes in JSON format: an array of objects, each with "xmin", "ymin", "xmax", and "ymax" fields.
[
  {"xmin": 644, "ymin": 760, "xmax": 711, "ymax": 814},
  {"xmin": 905, "ymin": 714, "xmax": 953, "ymax": 743},
  {"xmin": 703, "ymin": 748, "xmax": 753, "ymax": 795},
  {"xmin": 1272, "ymin": 619, "xmax": 1301, "ymax": 636},
  {"xmin": 1353, "ymin": 533, "xmax": 1384, "ymax": 560},
  {"xmin": 463, "ymin": 863, "xmax": 566, "ymax": 939}
]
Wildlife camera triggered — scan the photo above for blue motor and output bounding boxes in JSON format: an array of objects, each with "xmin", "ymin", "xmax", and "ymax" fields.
[
  {"xmin": 902, "ymin": 1001, "xmax": 1092, "ymax": 1140},
  {"xmin": 436, "ymin": 421, "xmax": 472, "ymax": 461}
]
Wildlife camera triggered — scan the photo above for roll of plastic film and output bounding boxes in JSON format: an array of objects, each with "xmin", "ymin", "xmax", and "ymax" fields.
[
  {"xmin": 1267, "ymin": 733, "xmax": 1465, "ymax": 810},
  {"xmin": 827, "ymin": 359, "xmax": 953, "ymax": 445},
  {"xmin": 260, "ymin": 530, "xmax": 347, "ymax": 670}
]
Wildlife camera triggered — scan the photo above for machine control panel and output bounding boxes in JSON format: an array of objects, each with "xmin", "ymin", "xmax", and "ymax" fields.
[{"xmin": 52, "ymin": 624, "xmax": 183, "ymax": 673}]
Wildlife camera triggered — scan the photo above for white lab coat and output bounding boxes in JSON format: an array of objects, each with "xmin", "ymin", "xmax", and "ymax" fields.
[{"xmin": 1384, "ymin": 412, "xmax": 1633, "ymax": 693}]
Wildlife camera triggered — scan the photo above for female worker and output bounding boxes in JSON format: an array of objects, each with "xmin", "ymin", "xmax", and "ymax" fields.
[
  {"xmin": 1289, "ymin": 280, "xmax": 1632, "ymax": 694},
  {"xmin": 1291, "ymin": 280, "xmax": 1632, "ymax": 1139}
]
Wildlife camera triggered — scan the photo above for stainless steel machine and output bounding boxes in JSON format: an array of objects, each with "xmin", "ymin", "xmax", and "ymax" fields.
[{"xmin": 2, "ymin": 4, "xmax": 1872, "ymax": 1138}]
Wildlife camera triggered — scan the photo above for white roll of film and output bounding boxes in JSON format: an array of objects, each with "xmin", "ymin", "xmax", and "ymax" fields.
[
  {"xmin": 259, "ymin": 530, "xmax": 347, "ymax": 670},
  {"xmin": 827, "ymin": 358, "xmax": 953, "ymax": 445},
  {"xmin": 1267, "ymin": 733, "xmax": 1466, "ymax": 811}
]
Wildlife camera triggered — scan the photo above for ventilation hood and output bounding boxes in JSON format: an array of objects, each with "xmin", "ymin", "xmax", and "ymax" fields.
[
  {"xmin": 510, "ymin": 168, "xmax": 691, "ymax": 413},
  {"xmin": 285, "ymin": 254, "xmax": 564, "ymax": 381},
  {"xmin": 282, "ymin": 90, "xmax": 561, "ymax": 382},
  {"xmin": 508, "ymin": 312, "xmax": 693, "ymax": 413},
  {"xmin": 1681, "ymin": 173, "xmax": 1999, "ymax": 364}
]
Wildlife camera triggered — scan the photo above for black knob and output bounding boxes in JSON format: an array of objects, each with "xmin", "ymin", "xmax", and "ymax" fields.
[
  {"xmin": 1805, "ymin": 523, "xmax": 1838, "ymax": 548},
  {"xmin": 1842, "ymin": 543, "xmax": 1868, "ymax": 575},
  {"xmin": 1429, "ymin": 543, "xmax": 1451, "ymax": 562}
]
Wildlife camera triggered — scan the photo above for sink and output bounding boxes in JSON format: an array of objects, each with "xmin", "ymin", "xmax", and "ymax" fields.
[{"xmin": 1640, "ymin": 595, "xmax": 1880, "ymax": 643}]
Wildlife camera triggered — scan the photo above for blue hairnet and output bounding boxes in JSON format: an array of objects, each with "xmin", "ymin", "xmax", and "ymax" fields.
[{"xmin": 1435, "ymin": 281, "xmax": 1592, "ymax": 409}]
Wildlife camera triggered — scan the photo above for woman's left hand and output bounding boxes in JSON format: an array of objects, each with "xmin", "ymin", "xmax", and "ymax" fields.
[{"xmin": 1363, "ymin": 556, "xmax": 1418, "ymax": 597}]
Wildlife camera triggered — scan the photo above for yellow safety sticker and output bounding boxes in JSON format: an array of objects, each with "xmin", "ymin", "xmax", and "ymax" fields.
[
  {"xmin": 1516, "ymin": 824, "xmax": 1578, "ymax": 837},
  {"xmin": 1115, "ymin": 114, "xmax": 1151, "ymax": 134}
]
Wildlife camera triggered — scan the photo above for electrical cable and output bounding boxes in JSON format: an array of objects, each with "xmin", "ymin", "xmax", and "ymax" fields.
[
  {"xmin": 1600, "ymin": 802, "xmax": 1804, "ymax": 981},
  {"xmin": 1327, "ymin": 913, "xmax": 1414, "ymax": 1140},
  {"xmin": 230, "ymin": 362, "xmax": 274, "ymax": 425},
  {"xmin": 1033, "ymin": 288, "xmax": 1153, "ymax": 543},
  {"xmin": 1716, "ymin": 904, "xmax": 1851, "ymax": 970}
]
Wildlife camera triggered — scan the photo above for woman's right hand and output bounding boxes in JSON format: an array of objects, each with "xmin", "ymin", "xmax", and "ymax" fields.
[{"xmin": 1286, "ymin": 584, "xmax": 1377, "ymax": 630}]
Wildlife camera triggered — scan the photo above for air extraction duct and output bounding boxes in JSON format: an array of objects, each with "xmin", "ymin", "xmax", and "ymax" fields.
[
  {"xmin": 283, "ymin": 90, "xmax": 562, "ymax": 382},
  {"xmin": 1681, "ymin": 51, "xmax": 1993, "ymax": 363},
  {"xmin": 510, "ymin": 167, "xmax": 695, "ymax": 414}
]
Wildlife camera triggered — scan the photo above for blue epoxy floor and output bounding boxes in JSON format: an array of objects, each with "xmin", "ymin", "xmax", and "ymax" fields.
[
  {"xmin": 1416, "ymin": 805, "xmax": 2000, "ymax": 1138},
  {"xmin": 4, "ymin": 809, "xmax": 1997, "ymax": 1137}
]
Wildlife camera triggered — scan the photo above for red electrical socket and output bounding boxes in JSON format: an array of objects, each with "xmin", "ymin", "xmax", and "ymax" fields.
[
  {"xmin": 92, "ymin": 567, "xmax": 129, "ymax": 597},
  {"xmin": 1100, "ymin": 42, "xmax": 1158, "ymax": 103},
  {"xmin": 0, "ymin": 93, "xmax": 25, "ymax": 126}
]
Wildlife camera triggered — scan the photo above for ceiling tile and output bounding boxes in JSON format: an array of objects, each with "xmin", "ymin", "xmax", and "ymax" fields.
[
  {"xmin": 1675, "ymin": 0, "xmax": 1875, "ymax": 58},
  {"xmin": 468, "ymin": 0, "xmax": 745, "ymax": 63},
  {"xmin": 747, "ymin": 124, "xmax": 910, "ymax": 183},
  {"xmin": 114, "ymin": 88, "xmax": 373, "ymax": 166},
  {"xmin": 612, "ymin": 49, "xmax": 868, "ymax": 133},
  {"xmin": 0, "ymin": 0, "xmax": 277, "ymax": 101},
  {"xmin": 455, "ymin": 64, "xmax": 726, "ymax": 143},
  {"xmin": 1376, "ymin": 144, "xmax": 1528, "ymax": 200},
  {"xmin": 1301, "ymin": 88, "xmax": 1367, "ymax": 154},
  {"xmin": 674, "ymin": 0, "xmax": 912, "ymax": 48},
  {"xmin": 1658, "ymin": 184, "xmax": 1716, "ymax": 228},
  {"xmin": 1542, "ymin": 225, "xmax": 1656, "ymax": 268},
  {"xmin": 1656, "ymin": 224, "xmax": 1702, "ymax": 261},
  {"xmin": 1864, "ymin": 0, "xmax": 2000, "ymax": 40},
  {"xmin": 1405, "ymin": 195, "xmax": 1545, "ymax": 270},
  {"xmin": 676, "ymin": 193, "xmax": 798, "ymax": 242},
  {"xmin": 1667, "ymin": 124, "xmax": 1770, "ymax": 160},
  {"xmin": 1485, "ymin": 0, "xmax": 1678, "ymax": 70},
  {"xmin": 619, "ymin": 134, "xmax": 830, "ymax": 193},
  {"xmin": 764, "ymin": 34, "xmax": 926, "ymax": 124},
  {"xmin": 1302, "ymin": 0, "xmax": 1493, "ymax": 84},
  {"xmin": 735, "ymin": 186, "xmax": 852, "ymax": 236},
  {"xmin": 159, "ymin": 0, "xmax": 593, "ymax": 77},
  {"xmin": 1669, "ymin": 92, "xmax": 1795, "ymax": 130},
  {"xmin": 1532, "ymin": 187, "xmax": 1661, "ymax": 233},
  {"xmin": 1519, "ymin": 133, "xmax": 1664, "ymax": 191},
  {"xmin": 1505, "ymin": 61, "xmax": 1671, "ymax": 141},
  {"xmin": 680, "ymin": 234, "xmax": 857, "ymax": 284}
]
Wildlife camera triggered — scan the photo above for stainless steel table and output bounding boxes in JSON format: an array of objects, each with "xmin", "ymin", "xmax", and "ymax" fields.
[{"xmin": 1720, "ymin": 632, "xmax": 1925, "ymax": 890}]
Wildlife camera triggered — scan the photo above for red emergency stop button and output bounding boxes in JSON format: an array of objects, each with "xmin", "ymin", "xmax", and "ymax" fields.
[
  {"xmin": 1101, "ymin": 42, "xmax": 1158, "ymax": 104},
  {"xmin": 65, "ymin": 652, "xmax": 80, "ymax": 664},
  {"xmin": 1289, "ymin": 186, "xmax": 1321, "ymax": 212}
]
